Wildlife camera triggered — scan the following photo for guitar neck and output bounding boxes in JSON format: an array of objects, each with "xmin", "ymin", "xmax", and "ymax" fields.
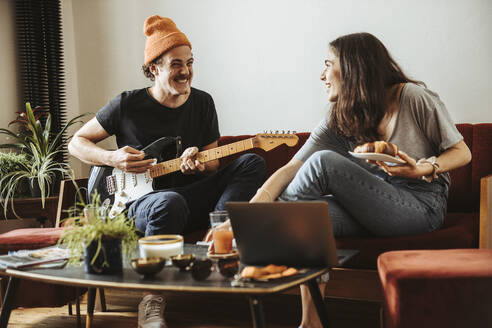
[{"xmin": 149, "ymin": 138, "xmax": 255, "ymax": 178}]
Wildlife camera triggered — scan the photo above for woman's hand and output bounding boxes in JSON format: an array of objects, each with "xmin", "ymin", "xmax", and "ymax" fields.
[
  {"xmin": 204, "ymin": 219, "xmax": 232, "ymax": 253},
  {"xmin": 373, "ymin": 151, "xmax": 433, "ymax": 179}
]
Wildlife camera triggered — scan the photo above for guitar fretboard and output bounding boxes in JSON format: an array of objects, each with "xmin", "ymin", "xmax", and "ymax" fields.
[{"xmin": 149, "ymin": 138, "xmax": 255, "ymax": 178}]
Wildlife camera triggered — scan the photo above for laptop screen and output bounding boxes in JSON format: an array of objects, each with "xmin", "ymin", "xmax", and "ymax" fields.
[{"xmin": 226, "ymin": 201, "xmax": 340, "ymax": 267}]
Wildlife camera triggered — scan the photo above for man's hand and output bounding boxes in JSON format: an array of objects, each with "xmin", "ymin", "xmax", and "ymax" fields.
[
  {"xmin": 109, "ymin": 146, "xmax": 155, "ymax": 173},
  {"xmin": 373, "ymin": 151, "xmax": 433, "ymax": 179},
  {"xmin": 180, "ymin": 146, "xmax": 205, "ymax": 174}
]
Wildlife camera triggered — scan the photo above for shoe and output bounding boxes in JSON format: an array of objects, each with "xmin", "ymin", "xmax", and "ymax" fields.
[{"xmin": 138, "ymin": 294, "xmax": 167, "ymax": 328}]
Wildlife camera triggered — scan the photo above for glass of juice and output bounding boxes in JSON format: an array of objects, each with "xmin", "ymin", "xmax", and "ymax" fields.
[{"xmin": 212, "ymin": 226, "xmax": 234, "ymax": 254}]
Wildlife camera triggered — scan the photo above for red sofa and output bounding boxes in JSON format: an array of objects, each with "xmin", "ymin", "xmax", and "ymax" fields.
[{"xmin": 218, "ymin": 123, "xmax": 492, "ymax": 300}]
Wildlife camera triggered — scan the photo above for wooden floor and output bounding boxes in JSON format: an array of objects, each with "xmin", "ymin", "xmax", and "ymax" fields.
[{"xmin": 8, "ymin": 289, "xmax": 381, "ymax": 327}]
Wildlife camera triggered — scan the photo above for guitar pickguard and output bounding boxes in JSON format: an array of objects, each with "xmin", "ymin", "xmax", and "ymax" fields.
[{"xmin": 107, "ymin": 169, "xmax": 154, "ymax": 218}]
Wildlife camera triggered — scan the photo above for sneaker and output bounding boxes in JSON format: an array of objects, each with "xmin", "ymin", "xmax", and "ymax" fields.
[{"xmin": 138, "ymin": 294, "xmax": 167, "ymax": 328}]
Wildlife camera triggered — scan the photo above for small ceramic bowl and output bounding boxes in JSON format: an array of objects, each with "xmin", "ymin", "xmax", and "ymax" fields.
[
  {"xmin": 218, "ymin": 258, "xmax": 240, "ymax": 278},
  {"xmin": 138, "ymin": 235, "xmax": 183, "ymax": 259},
  {"xmin": 131, "ymin": 257, "xmax": 166, "ymax": 276},
  {"xmin": 189, "ymin": 258, "xmax": 213, "ymax": 281},
  {"xmin": 171, "ymin": 253, "xmax": 195, "ymax": 271}
]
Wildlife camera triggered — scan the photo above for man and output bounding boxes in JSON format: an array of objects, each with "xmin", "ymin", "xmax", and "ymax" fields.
[{"xmin": 68, "ymin": 15, "xmax": 266, "ymax": 328}]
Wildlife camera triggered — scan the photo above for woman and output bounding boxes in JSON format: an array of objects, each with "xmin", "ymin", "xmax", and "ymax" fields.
[{"xmin": 210, "ymin": 32, "xmax": 471, "ymax": 328}]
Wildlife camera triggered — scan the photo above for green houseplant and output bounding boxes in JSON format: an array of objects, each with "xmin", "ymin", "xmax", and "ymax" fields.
[
  {"xmin": 0, "ymin": 152, "xmax": 30, "ymax": 197},
  {"xmin": 58, "ymin": 191, "xmax": 139, "ymax": 274},
  {"xmin": 0, "ymin": 102, "xmax": 87, "ymax": 215}
]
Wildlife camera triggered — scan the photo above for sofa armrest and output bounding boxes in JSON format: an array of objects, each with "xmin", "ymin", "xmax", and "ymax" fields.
[{"xmin": 480, "ymin": 174, "xmax": 492, "ymax": 248}]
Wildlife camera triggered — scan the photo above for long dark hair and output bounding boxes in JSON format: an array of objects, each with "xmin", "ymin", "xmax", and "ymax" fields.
[{"xmin": 328, "ymin": 32, "xmax": 423, "ymax": 143}]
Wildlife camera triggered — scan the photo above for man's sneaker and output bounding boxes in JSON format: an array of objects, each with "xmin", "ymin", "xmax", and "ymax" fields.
[{"xmin": 138, "ymin": 294, "xmax": 167, "ymax": 328}]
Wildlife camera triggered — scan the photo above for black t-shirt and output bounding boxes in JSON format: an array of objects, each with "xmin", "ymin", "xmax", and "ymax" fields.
[{"xmin": 96, "ymin": 87, "xmax": 220, "ymax": 188}]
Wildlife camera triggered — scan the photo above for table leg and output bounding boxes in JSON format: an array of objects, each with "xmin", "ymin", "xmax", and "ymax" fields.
[
  {"xmin": 86, "ymin": 288, "xmax": 96, "ymax": 328},
  {"xmin": 307, "ymin": 279, "xmax": 330, "ymax": 328},
  {"xmin": 98, "ymin": 288, "xmax": 107, "ymax": 312},
  {"xmin": 0, "ymin": 277, "xmax": 19, "ymax": 328},
  {"xmin": 76, "ymin": 289, "xmax": 81, "ymax": 328},
  {"xmin": 248, "ymin": 295, "xmax": 266, "ymax": 328}
]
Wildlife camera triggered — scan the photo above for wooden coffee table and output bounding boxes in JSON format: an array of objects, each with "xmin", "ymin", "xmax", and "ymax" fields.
[{"xmin": 0, "ymin": 244, "xmax": 332, "ymax": 328}]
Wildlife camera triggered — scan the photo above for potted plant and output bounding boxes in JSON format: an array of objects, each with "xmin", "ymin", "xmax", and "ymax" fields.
[
  {"xmin": 0, "ymin": 102, "xmax": 87, "ymax": 214},
  {"xmin": 58, "ymin": 191, "xmax": 139, "ymax": 274},
  {"xmin": 0, "ymin": 152, "xmax": 30, "ymax": 197}
]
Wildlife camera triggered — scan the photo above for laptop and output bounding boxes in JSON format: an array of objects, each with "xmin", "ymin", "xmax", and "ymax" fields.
[{"xmin": 226, "ymin": 201, "xmax": 358, "ymax": 267}]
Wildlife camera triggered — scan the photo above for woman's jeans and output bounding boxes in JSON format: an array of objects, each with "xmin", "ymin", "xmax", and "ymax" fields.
[
  {"xmin": 129, "ymin": 153, "xmax": 266, "ymax": 236},
  {"xmin": 280, "ymin": 150, "xmax": 448, "ymax": 237}
]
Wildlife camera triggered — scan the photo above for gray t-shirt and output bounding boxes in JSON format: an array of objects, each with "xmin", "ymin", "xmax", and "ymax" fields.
[{"xmin": 294, "ymin": 83, "xmax": 463, "ymax": 186}]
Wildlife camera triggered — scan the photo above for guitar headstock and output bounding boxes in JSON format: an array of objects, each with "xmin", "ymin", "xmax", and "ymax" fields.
[{"xmin": 253, "ymin": 131, "xmax": 299, "ymax": 151}]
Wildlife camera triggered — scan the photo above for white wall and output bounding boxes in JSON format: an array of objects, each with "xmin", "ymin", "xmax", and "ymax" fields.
[
  {"xmin": 61, "ymin": 0, "xmax": 83, "ymax": 176},
  {"xmin": 66, "ymin": 0, "xmax": 492, "ymax": 138},
  {"xmin": 3, "ymin": 0, "xmax": 492, "ymax": 177}
]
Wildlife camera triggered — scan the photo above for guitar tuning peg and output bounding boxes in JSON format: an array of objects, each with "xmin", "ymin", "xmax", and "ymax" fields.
[
  {"xmin": 269, "ymin": 130, "xmax": 273, "ymax": 134},
  {"xmin": 293, "ymin": 130, "xmax": 297, "ymax": 134},
  {"xmin": 275, "ymin": 130, "xmax": 279, "ymax": 134},
  {"xmin": 287, "ymin": 130, "xmax": 291, "ymax": 134},
  {"xmin": 282, "ymin": 130, "xmax": 285, "ymax": 134}
]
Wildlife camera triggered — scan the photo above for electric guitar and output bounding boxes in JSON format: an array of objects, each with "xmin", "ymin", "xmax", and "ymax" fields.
[{"xmin": 88, "ymin": 132, "xmax": 299, "ymax": 218}]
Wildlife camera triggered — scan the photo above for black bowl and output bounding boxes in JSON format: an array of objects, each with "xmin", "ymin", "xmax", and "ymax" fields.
[
  {"xmin": 218, "ymin": 258, "xmax": 240, "ymax": 278},
  {"xmin": 189, "ymin": 258, "xmax": 213, "ymax": 281},
  {"xmin": 131, "ymin": 257, "xmax": 166, "ymax": 276},
  {"xmin": 171, "ymin": 254, "xmax": 195, "ymax": 271}
]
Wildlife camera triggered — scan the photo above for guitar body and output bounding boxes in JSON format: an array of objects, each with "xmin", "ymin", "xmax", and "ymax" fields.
[
  {"xmin": 88, "ymin": 133, "xmax": 298, "ymax": 219},
  {"xmin": 88, "ymin": 166, "xmax": 155, "ymax": 218},
  {"xmin": 88, "ymin": 136, "xmax": 180, "ymax": 218},
  {"xmin": 87, "ymin": 165, "xmax": 116, "ymax": 205}
]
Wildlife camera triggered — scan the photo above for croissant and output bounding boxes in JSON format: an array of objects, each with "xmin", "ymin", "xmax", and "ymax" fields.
[{"xmin": 354, "ymin": 141, "xmax": 398, "ymax": 157}]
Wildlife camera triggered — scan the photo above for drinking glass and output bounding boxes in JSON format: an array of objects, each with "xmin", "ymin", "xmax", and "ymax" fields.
[{"xmin": 209, "ymin": 210, "xmax": 229, "ymax": 228}]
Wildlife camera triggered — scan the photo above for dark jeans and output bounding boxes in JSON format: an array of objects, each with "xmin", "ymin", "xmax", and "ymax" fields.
[{"xmin": 128, "ymin": 154, "xmax": 266, "ymax": 236}]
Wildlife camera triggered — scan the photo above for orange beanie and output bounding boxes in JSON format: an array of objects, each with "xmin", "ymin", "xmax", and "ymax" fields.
[{"xmin": 143, "ymin": 15, "xmax": 191, "ymax": 65}]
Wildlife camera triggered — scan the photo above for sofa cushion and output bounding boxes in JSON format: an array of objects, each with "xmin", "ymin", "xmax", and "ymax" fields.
[
  {"xmin": 336, "ymin": 212, "xmax": 479, "ymax": 269},
  {"xmin": 0, "ymin": 227, "xmax": 64, "ymax": 254}
]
